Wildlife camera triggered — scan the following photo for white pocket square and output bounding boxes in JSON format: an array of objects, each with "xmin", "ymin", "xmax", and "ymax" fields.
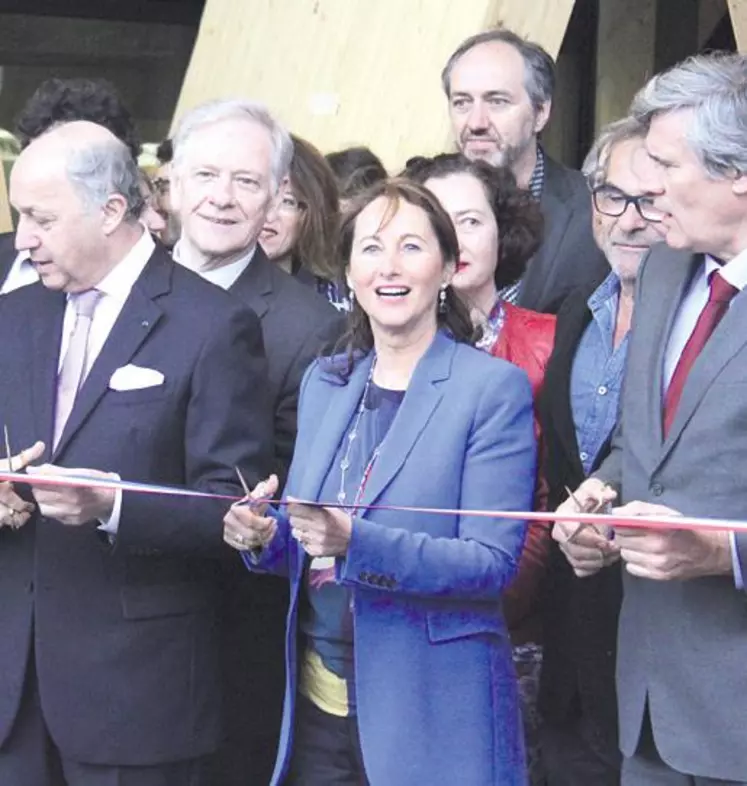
[{"xmin": 109, "ymin": 364, "xmax": 165, "ymax": 391}]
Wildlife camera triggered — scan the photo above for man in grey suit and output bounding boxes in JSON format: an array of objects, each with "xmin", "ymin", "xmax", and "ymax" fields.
[
  {"xmin": 554, "ymin": 53, "xmax": 747, "ymax": 785},
  {"xmin": 442, "ymin": 29, "xmax": 608, "ymax": 313}
]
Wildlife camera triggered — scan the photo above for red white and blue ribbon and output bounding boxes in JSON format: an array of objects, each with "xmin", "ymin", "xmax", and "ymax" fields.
[{"xmin": 0, "ymin": 469, "xmax": 745, "ymax": 534}]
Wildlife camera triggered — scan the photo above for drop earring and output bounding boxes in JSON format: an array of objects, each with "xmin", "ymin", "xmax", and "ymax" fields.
[{"xmin": 438, "ymin": 285, "xmax": 447, "ymax": 314}]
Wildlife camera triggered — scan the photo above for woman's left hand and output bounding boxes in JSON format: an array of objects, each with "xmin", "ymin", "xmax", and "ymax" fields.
[{"xmin": 287, "ymin": 498, "xmax": 352, "ymax": 557}]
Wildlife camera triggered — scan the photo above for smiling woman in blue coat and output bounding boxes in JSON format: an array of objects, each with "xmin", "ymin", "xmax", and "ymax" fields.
[{"xmin": 223, "ymin": 178, "xmax": 537, "ymax": 786}]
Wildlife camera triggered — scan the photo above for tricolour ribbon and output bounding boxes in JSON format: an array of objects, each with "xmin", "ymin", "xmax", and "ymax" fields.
[{"xmin": 0, "ymin": 469, "xmax": 744, "ymax": 534}]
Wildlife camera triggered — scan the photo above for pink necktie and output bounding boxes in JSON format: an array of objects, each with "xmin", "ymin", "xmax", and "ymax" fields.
[
  {"xmin": 663, "ymin": 271, "xmax": 738, "ymax": 437},
  {"xmin": 53, "ymin": 290, "xmax": 102, "ymax": 449}
]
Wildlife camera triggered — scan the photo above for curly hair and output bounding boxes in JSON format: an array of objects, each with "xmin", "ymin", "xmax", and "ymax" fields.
[
  {"xmin": 288, "ymin": 135, "xmax": 340, "ymax": 281},
  {"xmin": 403, "ymin": 153, "xmax": 543, "ymax": 290},
  {"xmin": 326, "ymin": 146, "xmax": 387, "ymax": 202},
  {"xmin": 15, "ymin": 78, "xmax": 141, "ymax": 160}
]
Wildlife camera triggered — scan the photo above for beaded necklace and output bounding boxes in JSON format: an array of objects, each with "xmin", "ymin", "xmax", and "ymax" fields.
[{"xmin": 337, "ymin": 359, "xmax": 382, "ymax": 514}]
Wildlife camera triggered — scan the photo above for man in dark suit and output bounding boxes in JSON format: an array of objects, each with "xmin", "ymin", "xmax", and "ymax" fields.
[
  {"xmin": 170, "ymin": 98, "xmax": 342, "ymax": 786},
  {"xmin": 442, "ymin": 28, "xmax": 608, "ymax": 313},
  {"xmin": 0, "ymin": 121, "xmax": 272, "ymax": 785},
  {"xmin": 556, "ymin": 53, "xmax": 747, "ymax": 785},
  {"xmin": 538, "ymin": 116, "xmax": 664, "ymax": 785}
]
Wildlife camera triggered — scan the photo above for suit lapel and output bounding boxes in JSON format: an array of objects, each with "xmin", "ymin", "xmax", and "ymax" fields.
[
  {"xmin": 228, "ymin": 246, "xmax": 274, "ymax": 320},
  {"xmin": 642, "ymin": 251, "xmax": 700, "ymax": 457},
  {"xmin": 658, "ymin": 280, "xmax": 747, "ymax": 465},
  {"xmin": 52, "ymin": 250, "xmax": 170, "ymax": 460},
  {"xmin": 358, "ymin": 332, "xmax": 451, "ymax": 508},
  {"xmin": 545, "ymin": 292, "xmax": 593, "ymax": 475},
  {"xmin": 521, "ymin": 159, "xmax": 573, "ymax": 309},
  {"xmin": 29, "ymin": 285, "xmax": 66, "ymax": 455},
  {"xmin": 296, "ymin": 355, "xmax": 373, "ymax": 503}
]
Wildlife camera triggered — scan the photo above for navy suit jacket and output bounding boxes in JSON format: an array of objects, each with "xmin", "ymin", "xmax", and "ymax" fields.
[
  {"xmin": 248, "ymin": 331, "xmax": 537, "ymax": 786},
  {"xmin": 519, "ymin": 156, "xmax": 609, "ymax": 314},
  {"xmin": 0, "ymin": 244, "xmax": 273, "ymax": 765}
]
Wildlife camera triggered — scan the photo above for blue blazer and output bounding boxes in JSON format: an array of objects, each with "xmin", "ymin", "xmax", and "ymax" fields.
[{"xmin": 247, "ymin": 330, "xmax": 537, "ymax": 786}]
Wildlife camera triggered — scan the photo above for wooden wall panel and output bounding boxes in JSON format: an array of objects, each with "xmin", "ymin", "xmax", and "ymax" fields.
[
  {"xmin": 728, "ymin": 0, "xmax": 747, "ymax": 50},
  {"xmin": 0, "ymin": 164, "xmax": 11, "ymax": 233},
  {"xmin": 173, "ymin": 0, "xmax": 576, "ymax": 172},
  {"xmin": 594, "ymin": 0, "xmax": 656, "ymax": 132}
]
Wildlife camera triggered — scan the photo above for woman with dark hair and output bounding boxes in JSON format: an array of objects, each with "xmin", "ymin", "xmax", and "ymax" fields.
[
  {"xmin": 325, "ymin": 146, "xmax": 387, "ymax": 208},
  {"xmin": 261, "ymin": 134, "xmax": 349, "ymax": 310},
  {"xmin": 406, "ymin": 153, "xmax": 556, "ymax": 785},
  {"xmin": 223, "ymin": 178, "xmax": 536, "ymax": 785}
]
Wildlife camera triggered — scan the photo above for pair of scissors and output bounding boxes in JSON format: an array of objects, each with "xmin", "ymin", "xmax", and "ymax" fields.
[
  {"xmin": 563, "ymin": 485, "xmax": 611, "ymax": 544},
  {"xmin": 4, "ymin": 425, "xmax": 13, "ymax": 473},
  {"xmin": 234, "ymin": 466, "xmax": 273, "ymax": 510}
]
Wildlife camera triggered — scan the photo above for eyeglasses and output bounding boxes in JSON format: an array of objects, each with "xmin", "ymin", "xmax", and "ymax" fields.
[{"xmin": 591, "ymin": 186, "xmax": 665, "ymax": 223}]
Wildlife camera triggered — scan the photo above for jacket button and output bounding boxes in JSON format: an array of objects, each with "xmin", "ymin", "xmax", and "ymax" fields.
[
  {"xmin": 358, "ymin": 571, "xmax": 369, "ymax": 582},
  {"xmin": 650, "ymin": 482, "xmax": 663, "ymax": 496}
]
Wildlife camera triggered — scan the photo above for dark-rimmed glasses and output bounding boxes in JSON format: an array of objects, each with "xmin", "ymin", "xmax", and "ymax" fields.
[{"xmin": 591, "ymin": 186, "xmax": 665, "ymax": 223}]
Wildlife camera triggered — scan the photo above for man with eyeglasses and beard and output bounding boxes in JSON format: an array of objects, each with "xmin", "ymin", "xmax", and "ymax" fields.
[
  {"xmin": 537, "ymin": 116, "xmax": 665, "ymax": 786},
  {"xmin": 442, "ymin": 29, "xmax": 608, "ymax": 313}
]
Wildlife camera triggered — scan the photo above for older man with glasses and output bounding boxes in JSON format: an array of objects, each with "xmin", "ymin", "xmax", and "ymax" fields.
[{"xmin": 537, "ymin": 115, "xmax": 665, "ymax": 786}]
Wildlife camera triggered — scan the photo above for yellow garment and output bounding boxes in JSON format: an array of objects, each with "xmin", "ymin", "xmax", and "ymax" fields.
[{"xmin": 299, "ymin": 648, "xmax": 349, "ymax": 717}]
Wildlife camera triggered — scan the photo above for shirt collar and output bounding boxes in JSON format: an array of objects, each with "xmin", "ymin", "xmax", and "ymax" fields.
[
  {"xmin": 705, "ymin": 249, "xmax": 747, "ymax": 292},
  {"xmin": 587, "ymin": 270, "xmax": 621, "ymax": 313},
  {"xmin": 172, "ymin": 240, "xmax": 256, "ymax": 291},
  {"xmin": 94, "ymin": 228, "xmax": 155, "ymax": 303},
  {"xmin": 528, "ymin": 143, "xmax": 545, "ymax": 201}
]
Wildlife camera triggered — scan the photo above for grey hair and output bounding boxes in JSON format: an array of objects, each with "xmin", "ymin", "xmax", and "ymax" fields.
[
  {"xmin": 441, "ymin": 28, "xmax": 555, "ymax": 110},
  {"xmin": 582, "ymin": 116, "xmax": 648, "ymax": 187},
  {"xmin": 66, "ymin": 136, "xmax": 144, "ymax": 220},
  {"xmin": 171, "ymin": 98, "xmax": 294, "ymax": 192},
  {"xmin": 630, "ymin": 52, "xmax": 747, "ymax": 178}
]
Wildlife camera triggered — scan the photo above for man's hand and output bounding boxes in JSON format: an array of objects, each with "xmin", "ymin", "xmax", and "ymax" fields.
[
  {"xmin": 614, "ymin": 500, "xmax": 732, "ymax": 580},
  {"xmin": 287, "ymin": 498, "xmax": 352, "ymax": 558},
  {"xmin": 0, "ymin": 441, "xmax": 45, "ymax": 530},
  {"xmin": 552, "ymin": 478, "xmax": 619, "ymax": 578},
  {"xmin": 25, "ymin": 464, "xmax": 116, "ymax": 526}
]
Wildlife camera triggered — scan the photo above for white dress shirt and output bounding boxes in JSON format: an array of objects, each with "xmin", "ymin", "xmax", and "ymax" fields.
[
  {"xmin": 0, "ymin": 251, "xmax": 39, "ymax": 294},
  {"xmin": 661, "ymin": 248, "xmax": 747, "ymax": 586},
  {"xmin": 172, "ymin": 241, "xmax": 256, "ymax": 291},
  {"xmin": 57, "ymin": 229, "xmax": 156, "ymax": 534},
  {"xmin": 663, "ymin": 250, "xmax": 747, "ymax": 388}
]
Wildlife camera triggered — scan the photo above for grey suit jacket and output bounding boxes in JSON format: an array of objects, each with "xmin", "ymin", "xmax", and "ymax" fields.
[
  {"xmin": 595, "ymin": 242, "xmax": 747, "ymax": 780},
  {"xmin": 519, "ymin": 156, "xmax": 609, "ymax": 314}
]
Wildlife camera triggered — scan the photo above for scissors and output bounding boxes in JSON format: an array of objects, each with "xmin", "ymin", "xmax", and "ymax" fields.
[{"xmin": 563, "ymin": 484, "xmax": 611, "ymax": 544}]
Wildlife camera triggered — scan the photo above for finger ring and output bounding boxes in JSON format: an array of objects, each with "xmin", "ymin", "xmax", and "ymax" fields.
[{"xmin": 234, "ymin": 533, "xmax": 246, "ymax": 547}]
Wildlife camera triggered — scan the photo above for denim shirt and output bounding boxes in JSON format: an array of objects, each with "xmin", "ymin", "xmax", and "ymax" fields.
[{"xmin": 570, "ymin": 272, "xmax": 629, "ymax": 474}]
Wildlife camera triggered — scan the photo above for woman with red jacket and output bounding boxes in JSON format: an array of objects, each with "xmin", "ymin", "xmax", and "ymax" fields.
[{"xmin": 406, "ymin": 154, "xmax": 555, "ymax": 785}]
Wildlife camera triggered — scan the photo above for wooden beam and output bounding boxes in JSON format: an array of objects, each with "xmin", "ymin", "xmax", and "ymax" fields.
[
  {"xmin": 727, "ymin": 0, "xmax": 747, "ymax": 50},
  {"xmin": 173, "ymin": 0, "xmax": 577, "ymax": 172},
  {"xmin": 0, "ymin": 163, "xmax": 13, "ymax": 234},
  {"xmin": 595, "ymin": 0, "xmax": 656, "ymax": 131}
]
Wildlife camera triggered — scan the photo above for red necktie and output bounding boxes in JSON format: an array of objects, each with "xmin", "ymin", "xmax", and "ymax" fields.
[{"xmin": 663, "ymin": 271, "xmax": 738, "ymax": 437}]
